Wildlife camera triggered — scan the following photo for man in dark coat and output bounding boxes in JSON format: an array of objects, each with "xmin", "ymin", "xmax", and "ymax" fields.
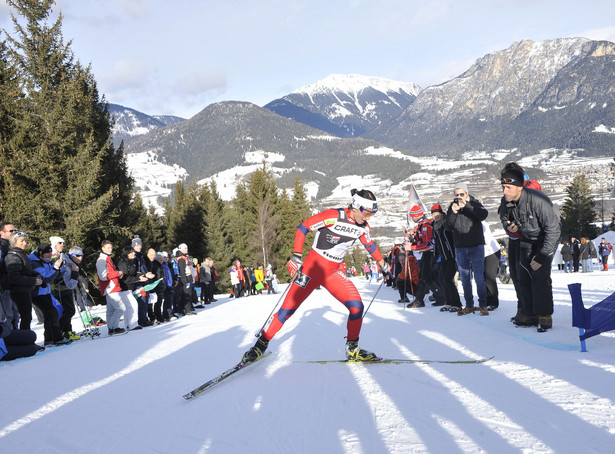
[{"xmin": 498, "ymin": 163, "xmax": 561, "ymax": 332}]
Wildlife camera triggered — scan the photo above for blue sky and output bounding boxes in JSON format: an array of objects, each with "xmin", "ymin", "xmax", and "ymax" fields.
[{"xmin": 1, "ymin": 0, "xmax": 614, "ymax": 118}]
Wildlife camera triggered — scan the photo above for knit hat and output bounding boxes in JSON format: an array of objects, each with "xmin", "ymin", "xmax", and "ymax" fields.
[
  {"xmin": 409, "ymin": 205, "xmax": 424, "ymax": 217},
  {"xmin": 500, "ymin": 167, "xmax": 525, "ymax": 187},
  {"xmin": 454, "ymin": 182, "xmax": 468, "ymax": 194},
  {"xmin": 49, "ymin": 236, "xmax": 64, "ymax": 247},
  {"xmin": 38, "ymin": 243, "xmax": 53, "ymax": 255},
  {"xmin": 131, "ymin": 235, "xmax": 142, "ymax": 247},
  {"xmin": 431, "ymin": 204, "xmax": 444, "ymax": 214}
]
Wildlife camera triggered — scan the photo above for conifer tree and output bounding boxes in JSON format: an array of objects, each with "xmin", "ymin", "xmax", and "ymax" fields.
[
  {"xmin": 0, "ymin": 36, "xmax": 22, "ymax": 213},
  {"xmin": 199, "ymin": 181, "xmax": 232, "ymax": 264},
  {"xmin": 275, "ymin": 177, "xmax": 313, "ymax": 277},
  {"xmin": 233, "ymin": 163, "xmax": 280, "ymax": 265},
  {"xmin": 122, "ymin": 194, "xmax": 166, "ymax": 250},
  {"xmin": 166, "ymin": 181, "xmax": 205, "ymax": 259},
  {"xmin": 1, "ymin": 1, "xmax": 134, "ymax": 259},
  {"xmin": 560, "ymin": 174, "xmax": 598, "ymax": 240}
]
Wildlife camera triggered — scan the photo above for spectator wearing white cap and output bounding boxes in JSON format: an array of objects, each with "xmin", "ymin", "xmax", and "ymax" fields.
[
  {"xmin": 49, "ymin": 236, "xmax": 64, "ymax": 258},
  {"xmin": 52, "ymin": 246, "xmax": 82, "ymax": 340}
]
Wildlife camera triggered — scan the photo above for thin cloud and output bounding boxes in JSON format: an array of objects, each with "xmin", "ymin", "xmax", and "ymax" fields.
[{"xmin": 574, "ymin": 26, "xmax": 615, "ymax": 42}]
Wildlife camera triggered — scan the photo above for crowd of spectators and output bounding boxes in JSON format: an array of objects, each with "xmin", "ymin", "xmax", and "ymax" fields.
[
  {"xmin": 229, "ymin": 261, "xmax": 279, "ymax": 298},
  {"xmin": 382, "ymin": 162, "xmax": 562, "ymax": 333},
  {"xmin": 0, "ymin": 223, "xmax": 220, "ymax": 360}
]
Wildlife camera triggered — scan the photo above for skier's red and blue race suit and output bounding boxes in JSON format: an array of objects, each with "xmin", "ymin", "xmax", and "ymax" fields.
[{"xmin": 261, "ymin": 207, "xmax": 383, "ymax": 342}]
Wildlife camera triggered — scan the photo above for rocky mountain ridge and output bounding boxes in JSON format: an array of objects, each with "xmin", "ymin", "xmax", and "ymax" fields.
[
  {"xmin": 367, "ymin": 38, "xmax": 615, "ymax": 155},
  {"xmin": 119, "ymin": 37, "xmax": 615, "ymax": 223}
]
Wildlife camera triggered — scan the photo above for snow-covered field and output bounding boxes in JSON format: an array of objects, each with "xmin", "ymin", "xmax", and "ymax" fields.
[{"xmin": 2, "ymin": 263, "xmax": 615, "ymax": 453}]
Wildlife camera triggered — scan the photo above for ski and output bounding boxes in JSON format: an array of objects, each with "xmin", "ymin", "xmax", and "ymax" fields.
[
  {"xmin": 183, "ymin": 352, "xmax": 271, "ymax": 400},
  {"xmin": 298, "ymin": 356, "xmax": 493, "ymax": 365}
]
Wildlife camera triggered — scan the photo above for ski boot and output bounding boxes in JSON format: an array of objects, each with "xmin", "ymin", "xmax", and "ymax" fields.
[
  {"xmin": 345, "ymin": 339, "xmax": 379, "ymax": 361},
  {"xmin": 242, "ymin": 335, "xmax": 269, "ymax": 364}
]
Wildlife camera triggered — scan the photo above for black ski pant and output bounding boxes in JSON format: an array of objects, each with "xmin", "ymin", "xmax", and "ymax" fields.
[
  {"xmin": 0, "ymin": 328, "xmax": 38, "ymax": 361},
  {"xmin": 10, "ymin": 289, "xmax": 34, "ymax": 330},
  {"xmin": 484, "ymin": 252, "xmax": 500, "ymax": 308},
  {"xmin": 53, "ymin": 289, "xmax": 76, "ymax": 333},
  {"xmin": 508, "ymin": 239, "xmax": 523, "ymax": 312},
  {"xmin": 438, "ymin": 258, "xmax": 461, "ymax": 307},
  {"xmin": 162, "ymin": 287, "xmax": 174, "ymax": 319},
  {"xmin": 32, "ymin": 294, "xmax": 63, "ymax": 343},
  {"xmin": 516, "ymin": 240, "xmax": 554, "ymax": 316}
]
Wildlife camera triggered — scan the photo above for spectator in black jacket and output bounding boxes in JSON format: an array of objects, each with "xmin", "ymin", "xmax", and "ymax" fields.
[
  {"xmin": 117, "ymin": 246, "xmax": 150, "ymax": 329},
  {"xmin": 444, "ymin": 183, "xmax": 489, "ymax": 316},
  {"xmin": 146, "ymin": 248, "xmax": 167, "ymax": 324},
  {"xmin": 131, "ymin": 236, "xmax": 152, "ymax": 326},
  {"xmin": 431, "ymin": 204, "xmax": 462, "ymax": 312},
  {"xmin": 498, "ymin": 162, "xmax": 561, "ymax": 332},
  {"xmin": 0, "ymin": 222, "xmax": 19, "ymax": 329},
  {"xmin": 4, "ymin": 232, "xmax": 43, "ymax": 330},
  {"xmin": 560, "ymin": 241, "xmax": 573, "ymax": 273},
  {"xmin": 571, "ymin": 237, "xmax": 580, "ymax": 272},
  {"xmin": 175, "ymin": 244, "xmax": 196, "ymax": 315}
]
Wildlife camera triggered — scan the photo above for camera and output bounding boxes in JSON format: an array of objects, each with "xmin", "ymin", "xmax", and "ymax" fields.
[{"xmin": 452, "ymin": 198, "xmax": 460, "ymax": 205}]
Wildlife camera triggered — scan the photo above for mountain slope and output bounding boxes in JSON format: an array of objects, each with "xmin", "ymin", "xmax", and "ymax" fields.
[
  {"xmin": 265, "ymin": 74, "xmax": 421, "ymax": 137},
  {"xmin": 367, "ymin": 38, "xmax": 615, "ymax": 156},
  {"xmin": 124, "ymin": 101, "xmax": 420, "ymax": 199},
  {"xmin": 108, "ymin": 104, "xmax": 185, "ymax": 145}
]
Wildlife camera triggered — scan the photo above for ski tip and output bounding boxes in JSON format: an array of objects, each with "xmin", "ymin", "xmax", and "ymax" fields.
[{"xmin": 183, "ymin": 393, "xmax": 194, "ymax": 400}]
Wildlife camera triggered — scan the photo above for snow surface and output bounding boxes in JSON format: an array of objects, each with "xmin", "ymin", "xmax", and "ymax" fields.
[{"xmin": 2, "ymin": 264, "xmax": 615, "ymax": 453}]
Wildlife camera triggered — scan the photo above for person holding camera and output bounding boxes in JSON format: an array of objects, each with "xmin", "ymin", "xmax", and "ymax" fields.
[
  {"xmin": 29, "ymin": 243, "xmax": 72, "ymax": 346},
  {"xmin": 444, "ymin": 182, "xmax": 489, "ymax": 316},
  {"xmin": 52, "ymin": 245, "xmax": 82, "ymax": 340}
]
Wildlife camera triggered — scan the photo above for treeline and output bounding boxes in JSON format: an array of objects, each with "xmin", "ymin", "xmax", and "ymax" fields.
[{"xmin": 0, "ymin": 1, "xmax": 315, "ymax": 293}]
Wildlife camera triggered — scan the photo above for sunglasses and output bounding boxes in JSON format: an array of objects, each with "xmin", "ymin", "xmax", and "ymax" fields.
[
  {"xmin": 3, "ymin": 229, "xmax": 17, "ymax": 233},
  {"xmin": 500, "ymin": 177, "xmax": 519, "ymax": 184},
  {"xmin": 454, "ymin": 192, "xmax": 466, "ymax": 197},
  {"xmin": 359, "ymin": 208, "xmax": 376, "ymax": 217}
]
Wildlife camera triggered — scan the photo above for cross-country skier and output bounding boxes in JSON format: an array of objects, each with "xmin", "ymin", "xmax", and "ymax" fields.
[{"xmin": 241, "ymin": 189, "xmax": 391, "ymax": 363}]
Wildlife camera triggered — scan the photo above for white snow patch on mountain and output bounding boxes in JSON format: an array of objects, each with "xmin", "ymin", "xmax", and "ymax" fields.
[
  {"xmin": 295, "ymin": 73, "xmax": 421, "ymax": 98},
  {"xmin": 594, "ymin": 124, "xmax": 615, "ymax": 134},
  {"xmin": 126, "ymin": 151, "xmax": 188, "ymax": 214},
  {"xmin": 245, "ymin": 151, "xmax": 285, "ymax": 164}
]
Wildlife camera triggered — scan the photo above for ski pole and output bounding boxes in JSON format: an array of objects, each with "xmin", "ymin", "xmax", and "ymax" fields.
[
  {"xmin": 255, "ymin": 270, "xmax": 298, "ymax": 337},
  {"xmin": 362, "ymin": 278, "xmax": 385, "ymax": 319}
]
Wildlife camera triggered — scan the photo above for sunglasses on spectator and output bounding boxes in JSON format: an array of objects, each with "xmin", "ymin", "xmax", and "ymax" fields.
[
  {"xmin": 2, "ymin": 229, "xmax": 17, "ymax": 233},
  {"xmin": 500, "ymin": 177, "xmax": 519, "ymax": 184},
  {"xmin": 454, "ymin": 192, "xmax": 466, "ymax": 197}
]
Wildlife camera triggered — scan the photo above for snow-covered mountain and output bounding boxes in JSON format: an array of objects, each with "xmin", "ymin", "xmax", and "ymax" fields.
[
  {"xmin": 265, "ymin": 74, "xmax": 421, "ymax": 137},
  {"xmin": 368, "ymin": 38, "xmax": 615, "ymax": 155},
  {"xmin": 108, "ymin": 104, "xmax": 185, "ymax": 146},
  {"xmin": 121, "ymin": 37, "xmax": 615, "ymax": 242}
]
